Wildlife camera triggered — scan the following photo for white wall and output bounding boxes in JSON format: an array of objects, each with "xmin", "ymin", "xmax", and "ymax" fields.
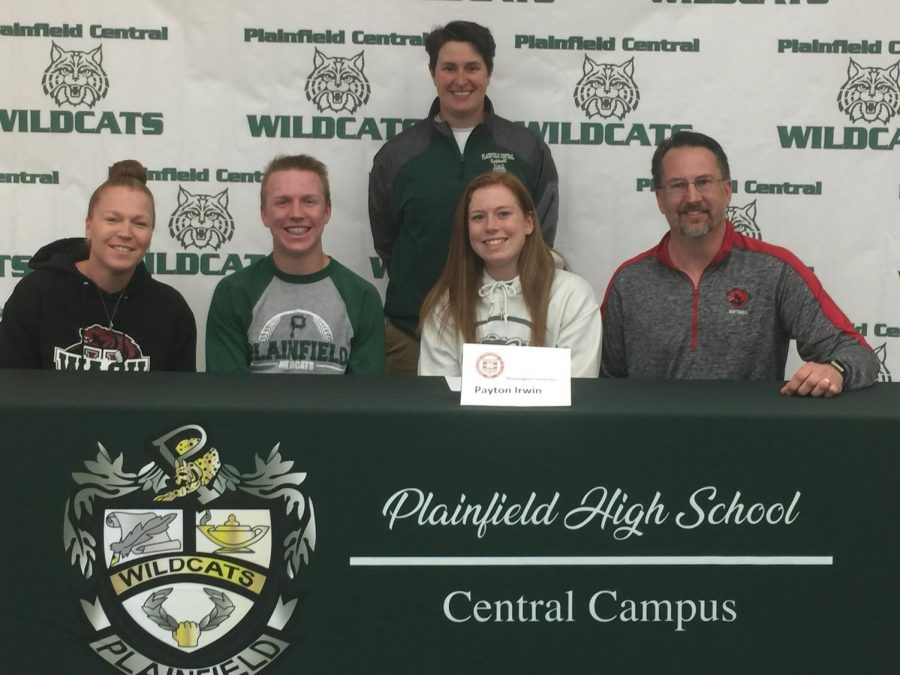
[{"xmin": 1, "ymin": 0, "xmax": 897, "ymax": 374}]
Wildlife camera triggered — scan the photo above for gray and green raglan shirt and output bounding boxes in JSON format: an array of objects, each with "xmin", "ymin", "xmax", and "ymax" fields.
[
  {"xmin": 369, "ymin": 96, "xmax": 559, "ymax": 336},
  {"xmin": 601, "ymin": 221, "xmax": 878, "ymax": 390},
  {"xmin": 206, "ymin": 256, "xmax": 384, "ymax": 374}
]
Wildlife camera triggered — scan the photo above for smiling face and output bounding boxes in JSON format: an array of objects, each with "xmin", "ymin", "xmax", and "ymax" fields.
[
  {"xmin": 655, "ymin": 146, "xmax": 732, "ymax": 240},
  {"xmin": 81, "ymin": 186, "xmax": 153, "ymax": 291},
  {"xmin": 431, "ymin": 40, "xmax": 490, "ymax": 128},
  {"xmin": 467, "ymin": 184, "xmax": 535, "ymax": 281},
  {"xmin": 261, "ymin": 169, "xmax": 331, "ymax": 275}
]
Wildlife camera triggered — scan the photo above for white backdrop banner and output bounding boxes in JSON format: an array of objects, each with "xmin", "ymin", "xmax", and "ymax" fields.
[{"xmin": 1, "ymin": 0, "xmax": 897, "ymax": 374}]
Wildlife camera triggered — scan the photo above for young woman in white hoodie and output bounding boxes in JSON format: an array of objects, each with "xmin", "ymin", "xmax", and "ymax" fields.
[{"xmin": 418, "ymin": 171, "xmax": 600, "ymax": 377}]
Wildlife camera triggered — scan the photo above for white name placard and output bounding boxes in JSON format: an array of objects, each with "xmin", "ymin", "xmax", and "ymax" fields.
[{"xmin": 460, "ymin": 344, "xmax": 571, "ymax": 407}]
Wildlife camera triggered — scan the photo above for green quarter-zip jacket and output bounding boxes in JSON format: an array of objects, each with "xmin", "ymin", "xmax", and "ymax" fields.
[{"xmin": 369, "ymin": 97, "xmax": 559, "ymax": 335}]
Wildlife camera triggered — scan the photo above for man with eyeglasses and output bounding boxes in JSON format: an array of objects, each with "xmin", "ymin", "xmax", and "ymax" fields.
[{"xmin": 600, "ymin": 131, "xmax": 877, "ymax": 396}]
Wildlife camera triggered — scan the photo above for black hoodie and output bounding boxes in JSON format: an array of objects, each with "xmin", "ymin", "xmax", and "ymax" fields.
[{"xmin": 0, "ymin": 238, "xmax": 196, "ymax": 370}]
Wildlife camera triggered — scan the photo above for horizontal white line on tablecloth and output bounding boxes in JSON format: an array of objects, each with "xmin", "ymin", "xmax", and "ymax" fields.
[{"xmin": 349, "ymin": 555, "xmax": 833, "ymax": 567}]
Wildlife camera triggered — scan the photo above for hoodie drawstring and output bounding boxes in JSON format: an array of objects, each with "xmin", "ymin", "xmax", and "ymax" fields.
[{"xmin": 479, "ymin": 279, "xmax": 518, "ymax": 332}]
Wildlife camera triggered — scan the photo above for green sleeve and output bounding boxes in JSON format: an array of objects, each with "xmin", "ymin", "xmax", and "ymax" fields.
[
  {"xmin": 344, "ymin": 275, "xmax": 385, "ymax": 375},
  {"xmin": 205, "ymin": 278, "xmax": 251, "ymax": 373}
]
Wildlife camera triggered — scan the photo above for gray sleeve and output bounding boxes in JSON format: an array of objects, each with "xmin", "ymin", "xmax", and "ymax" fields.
[
  {"xmin": 600, "ymin": 279, "xmax": 628, "ymax": 378},
  {"xmin": 779, "ymin": 266, "xmax": 878, "ymax": 391},
  {"xmin": 834, "ymin": 344, "xmax": 880, "ymax": 391}
]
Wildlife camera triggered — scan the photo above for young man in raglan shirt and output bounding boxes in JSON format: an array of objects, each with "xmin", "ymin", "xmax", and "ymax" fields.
[{"xmin": 207, "ymin": 154, "xmax": 384, "ymax": 374}]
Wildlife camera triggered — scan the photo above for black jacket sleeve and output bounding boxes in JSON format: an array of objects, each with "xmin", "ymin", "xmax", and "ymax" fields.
[{"xmin": 0, "ymin": 277, "xmax": 45, "ymax": 368}]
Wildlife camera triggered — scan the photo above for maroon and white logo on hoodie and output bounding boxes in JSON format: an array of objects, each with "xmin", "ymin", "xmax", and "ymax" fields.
[{"xmin": 54, "ymin": 323, "xmax": 150, "ymax": 371}]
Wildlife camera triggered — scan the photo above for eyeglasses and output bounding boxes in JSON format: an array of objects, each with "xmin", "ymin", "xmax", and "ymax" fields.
[{"xmin": 659, "ymin": 176, "xmax": 725, "ymax": 196}]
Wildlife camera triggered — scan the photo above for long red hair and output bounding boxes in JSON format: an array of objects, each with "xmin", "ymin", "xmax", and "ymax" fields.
[{"xmin": 420, "ymin": 172, "xmax": 555, "ymax": 345}]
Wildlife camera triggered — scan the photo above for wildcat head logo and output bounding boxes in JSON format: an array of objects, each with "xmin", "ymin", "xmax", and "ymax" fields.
[
  {"xmin": 168, "ymin": 187, "xmax": 235, "ymax": 251},
  {"xmin": 41, "ymin": 42, "xmax": 109, "ymax": 108},
  {"xmin": 573, "ymin": 56, "xmax": 639, "ymax": 120},
  {"xmin": 54, "ymin": 324, "xmax": 149, "ymax": 371},
  {"xmin": 64, "ymin": 424, "xmax": 315, "ymax": 672},
  {"xmin": 837, "ymin": 59, "xmax": 900, "ymax": 125},
  {"xmin": 726, "ymin": 200, "xmax": 762, "ymax": 240},
  {"xmin": 874, "ymin": 343, "xmax": 892, "ymax": 383},
  {"xmin": 305, "ymin": 48, "xmax": 371, "ymax": 114},
  {"xmin": 726, "ymin": 288, "xmax": 750, "ymax": 310}
]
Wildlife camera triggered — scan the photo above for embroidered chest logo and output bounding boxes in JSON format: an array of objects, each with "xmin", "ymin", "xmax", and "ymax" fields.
[
  {"xmin": 573, "ymin": 56, "xmax": 640, "ymax": 120},
  {"xmin": 727, "ymin": 288, "xmax": 750, "ymax": 315},
  {"xmin": 481, "ymin": 152, "xmax": 515, "ymax": 173},
  {"xmin": 42, "ymin": 42, "xmax": 109, "ymax": 108},
  {"xmin": 304, "ymin": 49, "xmax": 371, "ymax": 114},
  {"xmin": 64, "ymin": 424, "xmax": 316, "ymax": 673}
]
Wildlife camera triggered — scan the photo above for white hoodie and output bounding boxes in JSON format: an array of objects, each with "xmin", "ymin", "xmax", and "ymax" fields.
[{"xmin": 419, "ymin": 269, "xmax": 601, "ymax": 377}]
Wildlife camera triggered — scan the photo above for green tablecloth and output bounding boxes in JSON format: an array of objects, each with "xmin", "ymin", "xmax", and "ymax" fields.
[{"xmin": 2, "ymin": 373, "xmax": 896, "ymax": 673}]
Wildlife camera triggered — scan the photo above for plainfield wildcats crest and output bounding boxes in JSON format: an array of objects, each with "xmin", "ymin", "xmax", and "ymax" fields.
[
  {"xmin": 573, "ymin": 56, "xmax": 639, "ymax": 120},
  {"xmin": 305, "ymin": 48, "xmax": 371, "ymax": 114},
  {"xmin": 837, "ymin": 59, "xmax": 900, "ymax": 125},
  {"xmin": 168, "ymin": 186, "xmax": 236, "ymax": 251},
  {"xmin": 726, "ymin": 200, "xmax": 762, "ymax": 240},
  {"xmin": 42, "ymin": 42, "xmax": 109, "ymax": 108},
  {"xmin": 63, "ymin": 424, "xmax": 315, "ymax": 673}
]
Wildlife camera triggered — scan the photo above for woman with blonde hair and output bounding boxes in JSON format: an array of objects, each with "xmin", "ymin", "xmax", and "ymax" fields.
[
  {"xmin": 0, "ymin": 160, "xmax": 196, "ymax": 370},
  {"xmin": 418, "ymin": 171, "xmax": 599, "ymax": 376}
]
